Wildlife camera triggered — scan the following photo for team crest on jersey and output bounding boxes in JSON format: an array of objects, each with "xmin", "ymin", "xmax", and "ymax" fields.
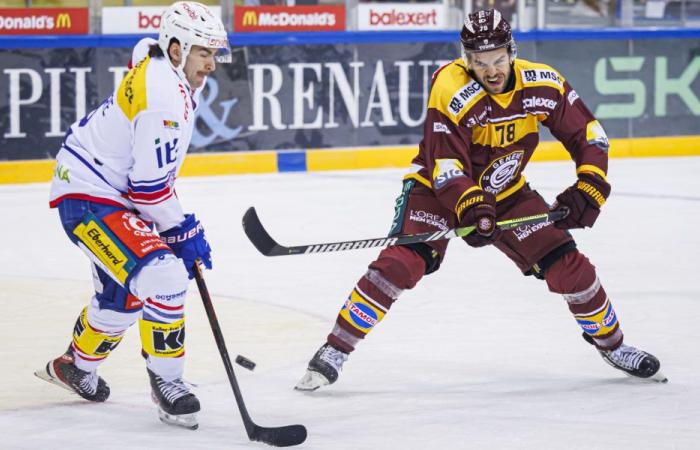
[
  {"xmin": 479, "ymin": 150, "xmax": 524, "ymax": 195},
  {"xmin": 448, "ymin": 81, "xmax": 483, "ymax": 117},
  {"xmin": 521, "ymin": 69, "xmax": 563, "ymax": 88},
  {"xmin": 433, "ymin": 158, "xmax": 465, "ymax": 189}
]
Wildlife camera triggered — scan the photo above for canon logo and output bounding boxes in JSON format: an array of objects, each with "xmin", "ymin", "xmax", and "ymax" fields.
[
  {"xmin": 138, "ymin": 11, "xmax": 161, "ymax": 29},
  {"xmin": 369, "ymin": 8, "xmax": 437, "ymax": 26}
]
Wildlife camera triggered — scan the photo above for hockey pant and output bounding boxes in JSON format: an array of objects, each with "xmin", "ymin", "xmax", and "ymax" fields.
[
  {"xmin": 327, "ymin": 182, "xmax": 622, "ymax": 353},
  {"xmin": 56, "ymin": 198, "xmax": 191, "ymax": 380}
]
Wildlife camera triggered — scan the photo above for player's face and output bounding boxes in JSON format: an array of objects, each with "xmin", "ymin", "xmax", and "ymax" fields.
[
  {"xmin": 184, "ymin": 45, "xmax": 216, "ymax": 89},
  {"xmin": 469, "ymin": 47, "xmax": 512, "ymax": 94}
]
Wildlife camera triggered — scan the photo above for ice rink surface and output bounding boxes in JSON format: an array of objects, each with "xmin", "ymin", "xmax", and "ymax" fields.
[{"xmin": 1, "ymin": 157, "xmax": 699, "ymax": 449}]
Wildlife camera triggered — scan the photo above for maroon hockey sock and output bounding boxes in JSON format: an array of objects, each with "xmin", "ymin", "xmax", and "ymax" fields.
[
  {"xmin": 546, "ymin": 250, "xmax": 623, "ymax": 350},
  {"xmin": 328, "ymin": 246, "xmax": 426, "ymax": 353}
]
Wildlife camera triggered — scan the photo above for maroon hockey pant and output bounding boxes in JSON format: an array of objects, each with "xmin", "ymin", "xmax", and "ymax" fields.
[{"xmin": 328, "ymin": 183, "xmax": 622, "ymax": 353}]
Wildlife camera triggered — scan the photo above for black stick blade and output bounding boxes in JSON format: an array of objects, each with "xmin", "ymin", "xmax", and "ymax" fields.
[
  {"xmin": 242, "ymin": 207, "xmax": 284, "ymax": 256},
  {"xmin": 251, "ymin": 424, "xmax": 308, "ymax": 447}
]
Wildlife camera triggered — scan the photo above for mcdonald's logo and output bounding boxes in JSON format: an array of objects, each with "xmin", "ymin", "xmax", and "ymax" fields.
[
  {"xmin": 242, "ymin": 10, "xmax": 257, "ymax": 26},
  {"xmin": 55, "ymin": 13, "xmax": 71, "ymax": 29}
]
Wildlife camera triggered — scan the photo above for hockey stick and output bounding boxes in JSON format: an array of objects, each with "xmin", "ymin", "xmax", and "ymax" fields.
[
  {"xmin": 193, "ymin": 264, "xmax": 307, "ymax": 447},
  {"xmin": 242, "ymin": 206, "xmax": 568, "ymax": 257}
]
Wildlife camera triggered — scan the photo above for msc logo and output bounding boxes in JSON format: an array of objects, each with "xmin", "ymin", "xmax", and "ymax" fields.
[
  {"xmin": 242, "ymin": 10, "xmax": 257, "ymax": 26},
  {"xmin": 55, "ymin": 13, "xmax": 71, "ymax": 29}
]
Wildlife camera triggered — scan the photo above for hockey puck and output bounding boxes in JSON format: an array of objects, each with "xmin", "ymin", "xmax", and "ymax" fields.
[{"xmin": 235, "ymin": 355, "xmax": 256, "ymax": 371}]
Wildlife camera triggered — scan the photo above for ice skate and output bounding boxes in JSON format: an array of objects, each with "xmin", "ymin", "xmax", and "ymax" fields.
[
  {"xmin": 148, "ymin": 368, "xmax": 200, "ymax": 430},
  {"xmin": 34, "ymin": 347, "xmax": 110, "ymax": 402},
  {"xmin": 295, "ymin": 343, "xmax": 348, "ymax": 391},
  {"xmin": 583, "ymin": 333, "xmax": 667, "ymax": 383}
]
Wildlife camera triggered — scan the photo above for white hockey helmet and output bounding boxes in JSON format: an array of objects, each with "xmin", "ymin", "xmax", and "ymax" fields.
[{"xmin": 158, "ymin": 1, "xmax": 232, "ymax": 70}]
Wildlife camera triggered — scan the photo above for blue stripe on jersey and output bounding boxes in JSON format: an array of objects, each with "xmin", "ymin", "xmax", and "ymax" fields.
[
  {"xmin": 143, "ymin": 305, "xmax": 183, "ymax": 322},
  {"xmin": 62, "ymin": 143, "xmax": 126, "ymax": 195},
  {"xmin": 127, "ymin": 178, "xmax": 169, "ymax": 193},
  {"xmin": 128, "ymin": 172, "xmax": 171, "ymax": 185}
]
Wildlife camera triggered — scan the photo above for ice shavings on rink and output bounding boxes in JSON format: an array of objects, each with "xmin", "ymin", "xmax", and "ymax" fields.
[{"xmin": 1, "ymin": 157, "xmax": 699, "ymax": 449}]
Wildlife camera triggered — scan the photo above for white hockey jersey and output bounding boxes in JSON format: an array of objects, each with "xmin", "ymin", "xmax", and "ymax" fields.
[{"xmin": 50, "ymin": 46, "xmax": 200, "ymax": 232}]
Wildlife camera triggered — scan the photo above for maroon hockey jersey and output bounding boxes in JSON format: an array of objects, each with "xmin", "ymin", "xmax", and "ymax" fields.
[{"xmin": 406, "ymin": 57, "xmax": 610, "ymax": 216}]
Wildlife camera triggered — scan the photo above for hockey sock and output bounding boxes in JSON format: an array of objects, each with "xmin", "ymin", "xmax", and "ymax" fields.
[
  {"xmin": 139, "ymin": 317, "xmax": 186, "ymax": 380},
  {"xmin": 71, "ymin": 306, "xmax": 126, "ymax": 372},
  {"xmin": 328, "ymin": 246, "xmax": 426, "ymax": 353},
  {"xmin": 546, "ymin": 250, "xmax": 623, "ymax": 350}
]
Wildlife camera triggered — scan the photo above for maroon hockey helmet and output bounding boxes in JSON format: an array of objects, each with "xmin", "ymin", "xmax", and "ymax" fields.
[{"xmin": 460, "ymin": 9, "xmax": 516, "ymax": 56}]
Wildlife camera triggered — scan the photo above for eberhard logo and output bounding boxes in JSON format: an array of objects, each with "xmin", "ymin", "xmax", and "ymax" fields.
[
  {"xmin": 55, "ymin": 13, "xmax": 71, "ymax": 29},
  {"xmin": 242, "ymin": 10, "xmax": 257, "ymax": 26},
  {"xmin": 73, "ymin": 219, "xmax": 130, "ymax": 283}
]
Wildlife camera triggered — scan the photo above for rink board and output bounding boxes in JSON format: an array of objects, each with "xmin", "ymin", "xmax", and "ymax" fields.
[{"xmin": 2, "ymin": 135, "xmax": 699, "ymax": 184}]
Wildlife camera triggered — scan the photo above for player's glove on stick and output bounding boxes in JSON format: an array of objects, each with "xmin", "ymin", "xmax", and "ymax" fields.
[
  {"xmin": 552, "ymin": 172, "xmax": 611, "ymax": 229},
  {"xmin": 160, "ymin": 213, "xmax": 212, "ymax": 278},
  {"xmin": 457, "ymin": 189, "xmax": 501, "ymax": 248}
]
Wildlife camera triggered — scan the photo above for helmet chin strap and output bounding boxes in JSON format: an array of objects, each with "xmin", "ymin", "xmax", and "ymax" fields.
[{"xmin": 166, "ymin": 44, "xmax": 193, "ymax": 91}]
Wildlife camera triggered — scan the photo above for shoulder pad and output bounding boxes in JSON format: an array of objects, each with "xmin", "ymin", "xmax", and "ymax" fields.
[
  {"xmin": 429, "ymin": 59, "xmax": 487, "ymax": 124},
  {"xmin": 117, "ymin": 56, "xmax": 150, "ymax": 122},
  {"xmin": 515, "ymin": 59, "xmax": 566, "ymax": 92}
]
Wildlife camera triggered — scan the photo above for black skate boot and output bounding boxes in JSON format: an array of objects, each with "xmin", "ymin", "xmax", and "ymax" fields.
[
  {"xmin": 148, "ymin": 368, "xmax": 200, "ymax": 430},
  {"xmin": 34, "ymin": 347, "xmax": 110, "ymax": 402},
  {"xmin": 583, "ymin": 333, "xmax": 667, "ymax": 382},
  {"xmin": 295, "ymin": 343, "xmax": 348, "ymax": 391}
]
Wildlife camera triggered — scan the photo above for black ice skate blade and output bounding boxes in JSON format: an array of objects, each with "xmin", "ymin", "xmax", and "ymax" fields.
[{"xmin": 634, "ymin": 370, "xmax": 668, "ymax": 384}]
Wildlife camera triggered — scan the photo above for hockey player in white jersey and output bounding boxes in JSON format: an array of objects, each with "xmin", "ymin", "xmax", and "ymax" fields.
[{"xmin": 35, "ymin": 1, "xmax": 232, "ymax": 430}]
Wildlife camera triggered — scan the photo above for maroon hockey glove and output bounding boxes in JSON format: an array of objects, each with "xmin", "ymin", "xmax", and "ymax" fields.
[
  {"xmin": 552, "ymin": 172, "xmax": 611, "ymax": 229},
  {"xmin": 457, "ymin": 189, "xmax": 501, "ymax": 248}
]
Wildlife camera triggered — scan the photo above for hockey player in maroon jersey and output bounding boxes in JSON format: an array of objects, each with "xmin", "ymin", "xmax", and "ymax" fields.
[{"xmin": 296, "ymin": 9, "xmax": 666, "ymax": 391}]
